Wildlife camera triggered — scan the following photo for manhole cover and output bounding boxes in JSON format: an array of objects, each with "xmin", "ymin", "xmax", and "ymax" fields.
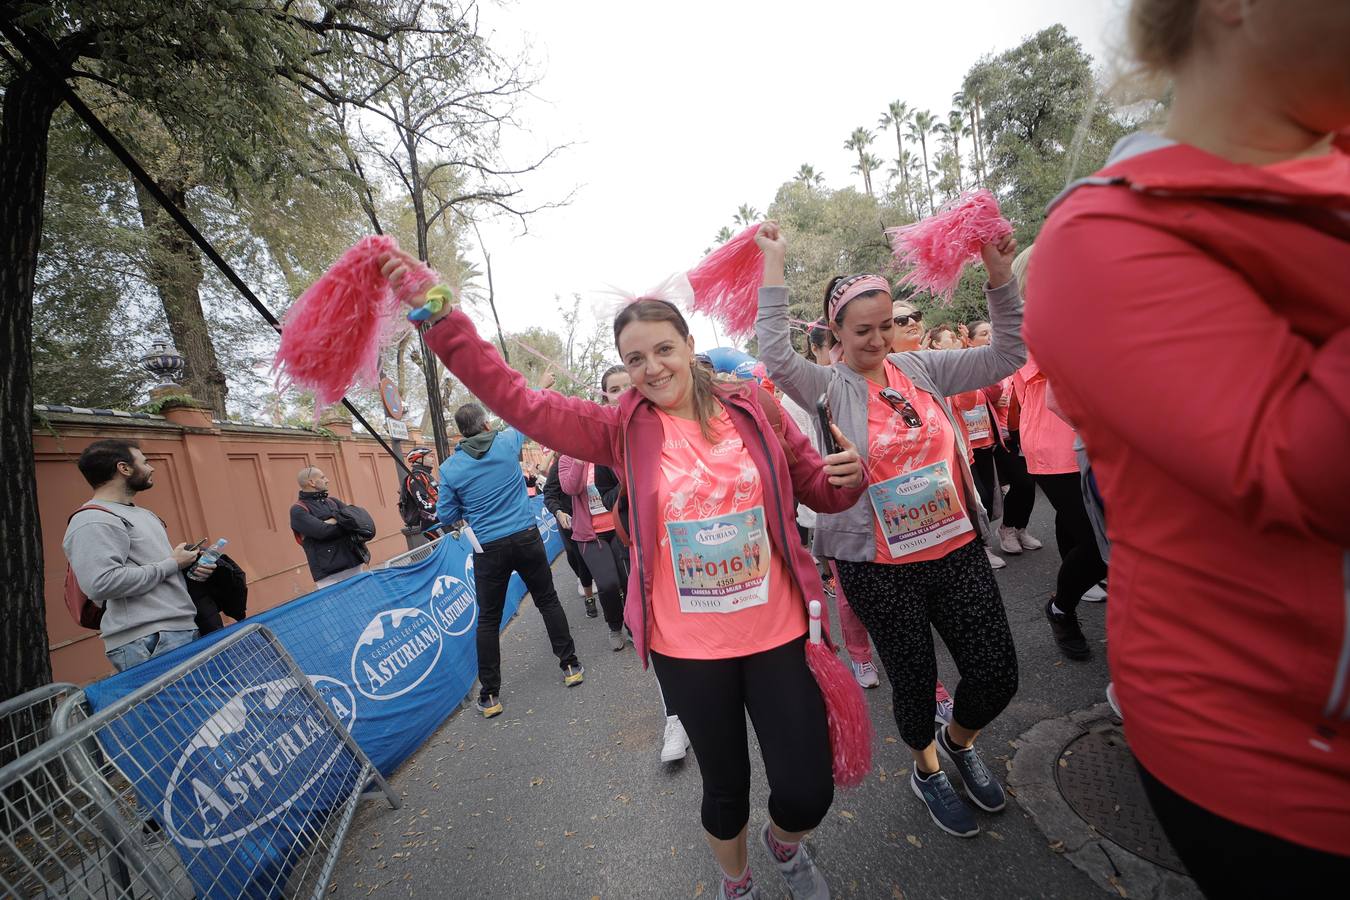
[{"xmin": 1055, "ymin": 727, "xmax": 1188, "ymax": 874}]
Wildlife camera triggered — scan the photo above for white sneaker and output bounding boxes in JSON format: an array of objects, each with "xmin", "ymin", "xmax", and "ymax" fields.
[
  {"xmin": 1016, "ymin": 528, "xmax": 1044, "ymax": 550},
  {"xmin": 985, "ymin": 547, "xmax": 1007, "ymax": 570},
  {"xmin": 934, "ymin": 696, "xmax": 954, "ymax": 727},
  {"xmin": 1081, "ymin": 584, "xmax": 1107, "ymax": 603},
  {"xmin": 661, "ymin": 715, "xmax": 690, "ymax": 762},
  {"xmin": 851, "ymin": 660, "xmax": 880, "ymax": 689},
  {"xmin": 997, "ymin": 525, "xmax": 1023, "ymax": 555}
]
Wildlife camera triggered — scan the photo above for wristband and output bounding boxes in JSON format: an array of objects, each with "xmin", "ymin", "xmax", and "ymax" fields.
[{"xmin": 407, "ymin": 284, "xmax": 454, "ymax": 322}]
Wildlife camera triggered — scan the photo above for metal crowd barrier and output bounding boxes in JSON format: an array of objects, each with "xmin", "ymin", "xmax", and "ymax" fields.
[
  {"xmin": 1, "ymin": 682, "xmax": 78, "ymax": 853},
  {"xmin": 0, "ymin": 624, "xmax": 399, "ymax": 899},
  {"xmin": 377, "ymin": 533, "xmax": 444, "ymax": 569}
]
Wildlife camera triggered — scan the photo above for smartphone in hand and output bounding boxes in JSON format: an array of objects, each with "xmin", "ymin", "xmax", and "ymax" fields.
[{"xmin": 816, "ymin": 394, "xmax": 841, "ymax": 456}]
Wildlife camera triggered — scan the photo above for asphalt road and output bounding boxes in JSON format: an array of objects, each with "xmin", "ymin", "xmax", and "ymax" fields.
[{"xmin": 331, "ymin": 495, "xmax": 1114, "ymax": 899}]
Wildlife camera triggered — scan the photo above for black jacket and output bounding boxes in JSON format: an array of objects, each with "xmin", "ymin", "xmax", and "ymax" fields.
[
  {"xmin": 542, "ymin": 457, "xmax": 574, "ymax": 518},
  {"xmin": 291, "ymin": 491, "xmax": 366, "ymax": 581},
  {"xmin": 594, "ymin": 464, "xmax": 628, "ymax": 526}
]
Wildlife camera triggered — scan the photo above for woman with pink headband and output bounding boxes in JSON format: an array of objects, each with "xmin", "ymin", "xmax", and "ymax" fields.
[{"xmin": 756, "ymin": 221, "xmax": 1025, "ymax": 839}]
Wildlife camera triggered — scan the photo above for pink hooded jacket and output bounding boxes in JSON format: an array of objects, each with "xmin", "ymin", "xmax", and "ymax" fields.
[
  {"xmin": 423, "ymin": 309, "xmax": 866, "ymax": 665},
  {"xmin": 1027, "ymin": 132, "xmax": 1350, "ymax": 854}
]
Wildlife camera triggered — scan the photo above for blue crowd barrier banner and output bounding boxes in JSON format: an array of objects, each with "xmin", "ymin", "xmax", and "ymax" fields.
[{"xmin": 84, "ymin": 497, "xmax": 565, "ymax": 777}]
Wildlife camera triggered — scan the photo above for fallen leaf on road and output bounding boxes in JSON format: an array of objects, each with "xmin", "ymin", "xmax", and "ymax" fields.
[
  {"xmin": 987, "ymin": 831, "xmax": 1004, "ymax": 841},
  {"xmin": 1058, "ymin": 759, "xmax": 1068, "ymax": 767},
  {"xmin": 892, "ymin": 887, "xmax": 906, "ymax": 899},
  {"xmin": 839, "ymin": 810, "xmax": 855, "ymax": 819},
  {"xmin": 1049, "ymin": 840, "xmax": 1065, "ymax": 853},
  {"xmin": 906, "ymin": 834, "xmax": 923, "ymax": 848},
  {"xmin": 694, "ymin": 882, "xmax": 705, "ymax": 897},
  {"xmin": 530, "ymin": 777, "xmax": 544, "ymax": 787},
  {"xmin": 884, "ymin": 736, "xmax": 898, "ymax": 744},
  {"xmin": 565, "ymin": 831, "xmax": 577, "ymax": 838},
  {"xmin": 1108, "ymin": 876, "xmax": 1128, "ymax": 897}
]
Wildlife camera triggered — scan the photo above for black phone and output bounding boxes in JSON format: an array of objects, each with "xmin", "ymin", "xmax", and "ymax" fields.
[
  {"xmin": 189, "ymin": 538, "xmax": 209, "ymax": 552},
  {"xmin": 816, "ymin": 394, "xmax": 841, "ymax": 455}
]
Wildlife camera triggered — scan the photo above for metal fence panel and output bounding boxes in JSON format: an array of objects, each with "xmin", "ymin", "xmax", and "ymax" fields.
[
  {"xmin": 0, "ymin": 624, "xmax": 397, "ymax": 899},
  {"xmin": 376, "ymin": 534, "xmax": 444, "ymax": 569}
]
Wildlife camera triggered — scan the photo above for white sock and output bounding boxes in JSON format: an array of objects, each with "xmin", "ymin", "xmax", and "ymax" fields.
[{"xmin": 1051, "ymin": 602, "xmax": 1065, "ymax": 616}]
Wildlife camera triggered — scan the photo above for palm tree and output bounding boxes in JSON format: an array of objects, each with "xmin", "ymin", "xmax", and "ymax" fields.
[
  {"xmin": 878, "ymin": 100, "xmax": 913, "ymax": 216},
  {"xmin": 733, "ymin": 204, "xmax": 760, "ymax": 227},
  {"xmin": 794, "ymin": 163, "xmax": 824, "ymax": 190},
  {"xmin": 853, "ymin": 153, "xmax": 884, "ymax": 199},
  {"xmin": 843, "ymin": 126, "xmax": 875, "ymax": 197},
  {"xmin": 952, "ymin": 91, "xmax": 982, "ymax": 184},
  {"xmin": 943, "ymin": 110, "xmax": 970, "ymax": 192},
  {"xmin": 908, "ymin": 110, "xmax": 937, "ymax": 216},
  {"xmin": 714, "ymin": 225, "xmax": 735, "ymax": 244}
]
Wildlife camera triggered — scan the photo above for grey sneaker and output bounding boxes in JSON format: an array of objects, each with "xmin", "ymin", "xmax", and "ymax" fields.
[
  {"xmin": 936, "ymin": 725, "xmax": 1006, "ymax": 812},
  {"xmin": 717, "ymin": 874, "xmax": 762, "ymax": 899},
  {"xmin": 910, "ymin": 766, "xmax": 979, "ymax": 837},
  {"xmin": 608, "ymin": 629, "xmax": 627, "ymax": 651},
  {"xmin": 758, "ymin": 823, "xmax": 829, "ymax": 899}
]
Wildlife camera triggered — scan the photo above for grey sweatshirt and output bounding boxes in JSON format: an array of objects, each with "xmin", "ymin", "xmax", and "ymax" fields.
[
  {"xmin": 755, "ymin": 280, "xmax": 1027, "ymax": 562},
  {"xmin": 62, "ymin": 501, "xmax": 198, "ymax": 652}
]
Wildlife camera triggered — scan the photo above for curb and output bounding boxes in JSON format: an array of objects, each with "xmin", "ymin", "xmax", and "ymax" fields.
[{"xmin": 1007, "ymin": 702, "xmax": 1202, "ymax": 900}]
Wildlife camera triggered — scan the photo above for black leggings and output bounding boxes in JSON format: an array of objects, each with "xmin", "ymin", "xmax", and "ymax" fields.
[
  {"xmin": 559, "ymin": 526, "xmax": 593, "ymax": 590},
  {"xmin": 1033, "ymin": 473, "xmax": 1107, "ymax": 614},
  {"xmin": 836, "ymin": 539, "xmax": 1018, "ymax": 750},
  {"xmin": 652, "ymin": 637, "xmax": 833, "ymax": 840},
  {"xmin": 1137, "ymin": 764, "xmax": 1350, "ymax": 897},
  {"xmin": 971, "ymin": 447, "xmax": 998, "ymax": 520},
  {"xmin": 992, "ymin": 433, "xmax": 1035, "ymax": 529},
  {"xmin": 577, "ymin": 531, "xmax": 626, "ymax": 631}
]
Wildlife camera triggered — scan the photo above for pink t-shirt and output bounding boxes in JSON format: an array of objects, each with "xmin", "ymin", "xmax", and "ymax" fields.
[
  {"xmin": 583, "ymin": 466, "xmax": 614, "ymax": 534},
  {"xmin": 1014, "ymin": 353, "xmax": 1078, "ymax": 475},
  {"xmin": 864, "ymin": 362, "xmax": 976, "ymax": 564},
  {"xmin": 649, "ymin": 409, "xmax": 806, "ymax": 660}
]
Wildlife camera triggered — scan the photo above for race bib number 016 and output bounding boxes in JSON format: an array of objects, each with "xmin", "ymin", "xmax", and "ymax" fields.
[
  {"xmin": 963, "ymin": 404, "xmax": 993, "ymax": 443},
  {"xmin": 868, "ymin": 461, "xmax": 972, "ymax": 558},
  {"xmin": 665, "ymin": 507, "xmax": 770, "ymax": 613}
]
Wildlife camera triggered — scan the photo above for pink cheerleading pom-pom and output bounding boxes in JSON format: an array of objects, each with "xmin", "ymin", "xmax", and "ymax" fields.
[
  {"xmin": 273, "ymin": 236, "xmax": 440, "ymax": 407},
  {"xmin": 806, "ymin": 600, "xmax": 874, "ymax": 787},
  {"xmin": 887, "ymin": 189, "xmax": 1012, "ymax": 304},
  {"xmin": 687, "ymin": 224, "xmax": 764, "ymax": 338}
]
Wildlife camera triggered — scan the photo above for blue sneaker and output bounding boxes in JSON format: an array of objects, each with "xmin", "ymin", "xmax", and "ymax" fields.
[
  {"xmin": 910, "ymin": 766, "xmax": 978, "ymax": 837},
  {"xmin": 936, "ymin": 726, "xmax": 1006, "ymax": 812}
]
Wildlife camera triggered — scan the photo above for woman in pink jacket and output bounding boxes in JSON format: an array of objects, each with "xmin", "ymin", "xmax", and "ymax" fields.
[
  {"xmin": 382, "ymin": 257, "xmax": 866, "ymax": 900},
  {"xmin": 1026, "ymin": 0, "xmax": 1350, "ymax": 893},
  {"xmin": 1013, "ymin": 247, "xmax": 1108, "ymax": 662}
]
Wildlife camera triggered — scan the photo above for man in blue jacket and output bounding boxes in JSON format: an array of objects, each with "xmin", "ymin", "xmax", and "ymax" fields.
[{"xmin": 438, "ymin": 403, "xmax": 583, "ymax": 718}]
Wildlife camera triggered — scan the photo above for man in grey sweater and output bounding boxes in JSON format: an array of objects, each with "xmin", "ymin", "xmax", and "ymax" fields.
[{"xmin": 63, "ymin": 439, "xmax": 210, "ymax": 672}]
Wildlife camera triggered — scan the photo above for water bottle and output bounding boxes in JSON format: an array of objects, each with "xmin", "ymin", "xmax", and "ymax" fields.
[{"xmin": 189, "ymin": 538, "xmax": 228, "ymax": 581}]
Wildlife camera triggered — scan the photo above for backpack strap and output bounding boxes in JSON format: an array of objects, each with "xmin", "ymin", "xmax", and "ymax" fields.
[{"xmin": 68, "ymin": 504, "xmax": 132, "ymax": 528}]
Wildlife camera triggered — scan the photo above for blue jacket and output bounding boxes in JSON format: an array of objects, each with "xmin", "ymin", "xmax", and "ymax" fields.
[{"xmin": 436, "ymin": 428, "xmax": 535, "ymax": 544}]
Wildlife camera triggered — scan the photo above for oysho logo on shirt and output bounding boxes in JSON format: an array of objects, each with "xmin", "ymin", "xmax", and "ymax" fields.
[
  {"xmin": 350, "ymin": 608, "xmax": 443, "ymax": 701},
  {"xmin": 161, "ymin": 677, "xmax": 348, "ymax": 848},
  {"xmin": 694, "ymin": 522, "xmax": 738, "ymax": 546},
  {"xmin": 710, "ymin": 439, "xmax": 740, "ymax": 458}
]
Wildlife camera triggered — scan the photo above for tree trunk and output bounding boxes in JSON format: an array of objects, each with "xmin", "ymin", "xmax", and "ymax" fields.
[
  {"xmin": 920, "ymin": 135, "xmax": 935, "ymax": 216},
  {"xmin": 0, "ymin": 67, "xmax": 62, "ymax": 700},
  {"xmin": 133, "ymin": 177, "xmax": 228, "ymax": 418},
  {"xmin": 894, "ymin": 125, "xmax": 911, "ymax": 218}
]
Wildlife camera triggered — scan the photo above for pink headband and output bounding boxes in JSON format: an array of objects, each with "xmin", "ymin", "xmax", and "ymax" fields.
[{"xmin": 827, "ymin": 274, "xmax": 891, "ymax": 324}]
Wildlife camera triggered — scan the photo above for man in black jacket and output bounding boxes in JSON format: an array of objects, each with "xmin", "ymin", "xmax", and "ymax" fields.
[
  {"xmin": 291, "ymin": 467, "xmax": 367, "ymax": 587},
  {"xmin": 541, "ymin": 456, "xmax": 596, "ymax": 617}
]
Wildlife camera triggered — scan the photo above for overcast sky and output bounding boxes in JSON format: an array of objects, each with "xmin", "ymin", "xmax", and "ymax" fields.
[{"xmin": 468, "ymin": 0, "xmax": 1127, "ymax": 371}]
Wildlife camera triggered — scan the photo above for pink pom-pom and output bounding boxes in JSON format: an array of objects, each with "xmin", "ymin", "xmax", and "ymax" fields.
[
  {"xmin": 805, "ymin": 635, "xmax": 874, "ymax": 788},
  {"xmin": 273, "ymin": 236, "xmax": 439, "ymax": 407},
  {"xmin": 687, "ymin": 224, "xmax": 764, "ymax": 338},
  {"xmin": 887, "ymin": 189, "xmax": 1012, "ymax": 304}
]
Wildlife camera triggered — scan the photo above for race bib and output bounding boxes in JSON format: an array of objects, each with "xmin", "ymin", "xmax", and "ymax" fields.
[
  {"xmin": 868, "ymin": 461, "xmax": 973, "ymax": 559},
  {"xmin": 665, "ymin": 507, "xmax": 770, "ymax": 613},
  {"xmin": 963, "ymin": 404, "xmax": 993, "ymax": 443},
  {"xmin": 586, "ymin": 484, "xmax": 607, "ymax": 515}
]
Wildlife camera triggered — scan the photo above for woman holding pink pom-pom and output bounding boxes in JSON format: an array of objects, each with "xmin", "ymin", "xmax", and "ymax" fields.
[
  {"xmin": 756, "ymin": 220, "xmax": 1025, "ymax": 839},
  {"xmin": 380, "ymin": 249, "xmax": 871, "ymax": 900}
]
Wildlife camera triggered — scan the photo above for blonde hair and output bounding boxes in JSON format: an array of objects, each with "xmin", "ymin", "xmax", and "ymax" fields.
[
  {"xmin": 1129, "ymin": 0, "xmax": 1202, "ymax": 74},
  {"xmin": 1012, "ymin": 244, "xmax": 1035, "ymax": 297}
]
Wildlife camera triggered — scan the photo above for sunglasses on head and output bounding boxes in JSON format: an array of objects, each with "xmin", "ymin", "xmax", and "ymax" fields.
[
  {"xmin": 893, "ymin": 310, "xmax": 923, "ymax": 327},
  {"xmin": 879, "ymin": 387, "xmax": 923, "ymax": 428}
]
